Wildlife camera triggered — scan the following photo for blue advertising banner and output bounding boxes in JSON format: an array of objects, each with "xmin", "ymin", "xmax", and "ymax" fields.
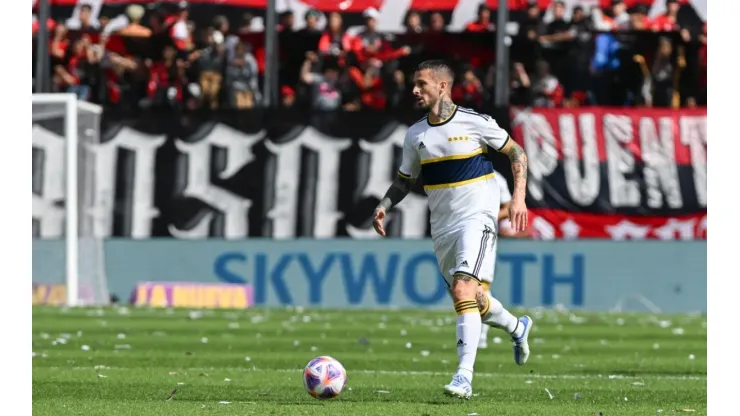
[{"xmin": 32, "ymin": 240, "xmax": 706, "ymax": 313}]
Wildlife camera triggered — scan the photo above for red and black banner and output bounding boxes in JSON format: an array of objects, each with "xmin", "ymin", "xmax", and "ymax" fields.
[
  {"xmin": 529, "ymin": 209, "xmax": 706, "ymax": 240},
  {"xmin": 511, "ymin": 107, "xmax": 707, "ymax": 240}
]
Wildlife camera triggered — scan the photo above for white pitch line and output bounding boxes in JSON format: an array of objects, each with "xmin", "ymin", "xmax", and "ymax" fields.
[
  {"xmin": 61, "ymin": 366, "xmax": 705, "ymax": 381},
  {"xmin": 270, "ymin": 368, "xmax": 705, "ymax": 381}
]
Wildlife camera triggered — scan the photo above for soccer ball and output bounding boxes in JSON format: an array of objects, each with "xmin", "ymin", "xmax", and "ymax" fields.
[{"xmin": 302, "ymin": 356, "xmax": 347, "ymax": 399}]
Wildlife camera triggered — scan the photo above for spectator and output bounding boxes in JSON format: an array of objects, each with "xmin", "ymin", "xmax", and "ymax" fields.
[
  {"xmin": 632, "ymin": 54, "xmax": 653, "ymax": 107},
  {"xmin": 278, "ymin": 10, "xmax": 295, "ymax": 32},
  {"xmin": 629, "ymin": 5, "xmax": 650, "ymax": 31},
  {"xmin": 170, "ymin": 3, "xmax": 192, "ymax": 51},
  {"xmin": 509, "ymin": 62, "xmax": 533, "ymax": 107},
  {"xmin": 212, "ymin": 15, "xmax": 240, "ymax": 61},
  {"xmin": 148, "ymin": 9, "xmax": 166, "ymax": 35},
  {"xmin": 54, "ymin": 35, "xmax": 101, "ymax": 101},
  {"xmin": 566, "ymin": 6, "xmax": 594, "ymax": 97},
  {"xmin": 348, "ymin": 58, "xmax": 386, "ymax": 111},
  {"xmin": 318, "ymin": 12, "xmax": 352, "ymax": 59},
  {"xmin": 299, "ymin": 10, "xmax": 322, "ymax": 35},
  {"xmin": 452, "ymin": 65, "xmax": 485, "ymax": 108},
  {"xmin": 539, "ymin": 1, "xmax": 570, "ymax": 84},
  {"xmin": 118, "ymin": 5, "xmax": 152, "ymax": 38},
  {"xmin": 50, "ymin": 24, "xmax": 69, "ymax": 64},
  {"xmin": 428, "ymin": 12, "xmax": 446, "ymax": 33},
  {"xmin": 301, "ymin": 52, "xmax": 345, "ymax": 112},
  {"xmin": 352, "ymin": 8, "xmax": 410, "ymax": 66},
  {"xmin": 353, "ymin": 9, "xmax": 384, "ymax": 61},
  {"xmin": 651, "ymin": 37, "xmax": 675, "ymax": 108},
  {"xmin": 651, "ymin": 0, "xmax": 681, "ymax": 32},
  {"xmin": 531, "ymin": 60, "xmax": 564, "ymax": 108},
  {"xmin": 405, "ymin": 11, "xmax": 424, "ymax": 33},
  {"xmin": 147, "ymin": 45, "xmax": 186, "ymax": 109},
  {"xmin": 192, "ymin": 31, "xmax": 227, "ymax": 109},
  {"xmin": 521, "ymin": 1, "xmax": 545, "ymax": 39},
  {"xmin": 516, "ymin": 1, "xmax": 545, "ymax": 70},
  {"xmin": 67, "ymin": 4, "xmax": 98, "ymax": 33},
  {"xmin": 604, "ymin": 0, "xmax": 630, "ymax": 31},
  {"xmin": 591, "ymin": 29, "xmax": 622, "ymax": 105},
  {"xmin": 238, "ymin": 13, "xmax": 254, "ymax": 34},
  {"xmin": 465, "ymin": 3, "xmax": 494, "ymax": 32},
  {"xmin": 224, "ymin": 41, "xmax": 261, "ymax": 109},
  {"xmin": 103, "ymin": 52, "xmax": 139, "ymax": 107}
]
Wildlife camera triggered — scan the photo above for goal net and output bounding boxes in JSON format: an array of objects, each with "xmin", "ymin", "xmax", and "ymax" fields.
[{"xmin": 32, "ymin": 94, "xmax": 109, "ymax": 306}]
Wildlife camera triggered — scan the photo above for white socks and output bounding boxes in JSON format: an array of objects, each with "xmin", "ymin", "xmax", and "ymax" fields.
[
  {"xmin": 454, "ymin": 299, "xmax": 482, "ymax": 381},
  {"xmin": 479, "ymin": 320, "xmax": 491, "ymax": 343}
]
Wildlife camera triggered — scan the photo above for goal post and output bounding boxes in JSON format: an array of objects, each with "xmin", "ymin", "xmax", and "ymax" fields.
[{"xmin": 32, "ymin": 93, "xmax": 109, "ymax": 306}]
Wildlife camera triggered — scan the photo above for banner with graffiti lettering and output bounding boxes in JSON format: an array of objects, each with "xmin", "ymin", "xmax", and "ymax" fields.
[
  {"xmin": 510, "ymin": 107, "xmax": 707, "ymax": 240},
  {"xmin": 32, "ymin": 108, "xmax": 706, "ymax": 240},
  {"xmin": 32, "ymin": 109, "xmax": 447, "ymax": 240}
]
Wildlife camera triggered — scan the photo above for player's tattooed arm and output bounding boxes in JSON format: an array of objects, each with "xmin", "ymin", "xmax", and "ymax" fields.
[
  {"xmin": 499, "ymin": 139, "xmax": 529, "ymax": 232},
  {"xmin": 500, "ymin": 139, "xmax": 528, "ymax": 201},
  {"xmin": 374, "ymin": 176, "xmax": 415, "ymax": 236},
  {"xmin": 377, "ymin": 176, "xmax": 415, "ymax": 212}
]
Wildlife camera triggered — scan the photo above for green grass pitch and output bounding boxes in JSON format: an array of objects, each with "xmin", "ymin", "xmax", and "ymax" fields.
[{"xmin": 32, "ymin": 306, "xmax": 706, "ymax": 415}]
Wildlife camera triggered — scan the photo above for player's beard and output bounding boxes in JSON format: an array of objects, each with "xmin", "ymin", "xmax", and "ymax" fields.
[{"xmin": 415, "ymin": 96, "xmax": 434, "ymax": 110}]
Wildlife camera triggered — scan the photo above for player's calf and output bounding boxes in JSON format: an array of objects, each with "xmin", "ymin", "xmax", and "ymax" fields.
[
  {"xmin": 476, "ymin": 282, "xmax": 492, "ymax": 348},
  {"xmin": 475, "ymin": 285, "xmax": 491, "ymax": 316}
]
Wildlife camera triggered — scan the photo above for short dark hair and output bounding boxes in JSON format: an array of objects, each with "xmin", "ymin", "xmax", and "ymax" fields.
[{"xmin": 417, "ymin": 60, "xmax": 455, "ymax": 83}]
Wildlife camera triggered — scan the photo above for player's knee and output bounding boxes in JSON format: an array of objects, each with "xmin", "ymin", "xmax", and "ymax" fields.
[{"xmin": 450, "ymin": 273, "xmax": 479, "ymax": 301}]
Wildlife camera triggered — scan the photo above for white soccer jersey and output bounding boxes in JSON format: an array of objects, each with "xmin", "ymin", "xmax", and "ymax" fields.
[
  {"xmin": 398, "ymin": 106, "xmax": 510, "ymax": 237},
  {"xmin": 493, "ymin": 169, "xmax": 512, "ymax": 205}
]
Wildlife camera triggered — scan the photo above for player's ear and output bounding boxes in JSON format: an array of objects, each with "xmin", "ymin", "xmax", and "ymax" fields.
[{"xmin": 439, "ymin": 80, "xmax": 448, "ymax": 94}]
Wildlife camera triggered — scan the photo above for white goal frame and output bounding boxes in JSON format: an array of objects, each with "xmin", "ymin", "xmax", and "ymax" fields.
[{"xmin": 32, "ymin": 93, "xmax": 103, "ymax": 307}]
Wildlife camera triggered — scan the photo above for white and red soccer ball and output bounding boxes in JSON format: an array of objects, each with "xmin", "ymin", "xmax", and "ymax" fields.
[{"xmin": 302, "ymin": 356, "xmax": 347, "ymax": 399}]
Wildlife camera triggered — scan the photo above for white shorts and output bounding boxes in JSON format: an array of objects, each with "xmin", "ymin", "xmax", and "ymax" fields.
[
  {"xmin": 433, "ymin": 221, "xmax": 498, "ymax": 288},
  {"xmin": 481, "ymin": 219, "xmax": 509, "ymax": 284},
  {"xmin": 481, "ymin": 235, "xmax": 499, "ymax": 284}
]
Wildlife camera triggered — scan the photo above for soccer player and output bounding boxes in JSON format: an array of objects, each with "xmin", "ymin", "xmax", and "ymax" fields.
[{"xmin": 372, "ymin": 61, "xmax": 533, "ymax": 399}]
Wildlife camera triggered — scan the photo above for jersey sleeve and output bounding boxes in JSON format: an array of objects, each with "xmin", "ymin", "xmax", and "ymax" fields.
[
  {"xmin": 398, "ymin": 131, "xmax": 421, "ymax": 180},
  {"xmin": 480, "ymin": 116, "xmax": 510, "ymax": 151}
]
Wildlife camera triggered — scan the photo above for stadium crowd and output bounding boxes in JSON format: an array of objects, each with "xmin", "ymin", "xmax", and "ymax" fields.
[{"xmin": 32, "ymin": 0, "xmax": 707, "ymax": 112}]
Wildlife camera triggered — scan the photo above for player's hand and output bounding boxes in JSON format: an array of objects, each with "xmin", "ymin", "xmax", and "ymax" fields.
[
  {"xmin": 508, "ymin": 199, "xmax": 528, "ymax": 233},
  {"xmin": 373, "ymin": 207, "xmax": 387, "ymax": 237}
]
